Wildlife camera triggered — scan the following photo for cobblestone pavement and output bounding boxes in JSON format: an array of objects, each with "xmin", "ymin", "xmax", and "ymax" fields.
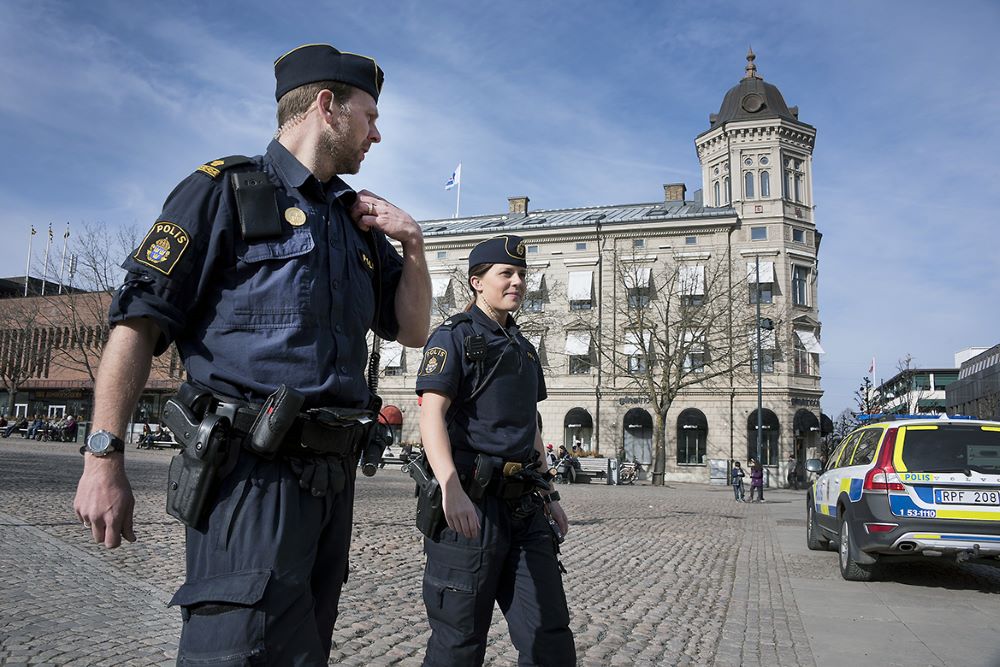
[{"xmin": 2, "ymin": 440, "xmax": 999, "ymax": 666}]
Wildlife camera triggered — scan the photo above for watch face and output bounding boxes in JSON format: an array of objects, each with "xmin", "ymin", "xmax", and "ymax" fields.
[{"xmin": 87, "ymin": 431, "xmax": 114, "ymax": 455}]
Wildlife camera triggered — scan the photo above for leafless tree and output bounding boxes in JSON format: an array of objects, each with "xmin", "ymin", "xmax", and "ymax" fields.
[
  {"xmin": 0, "ymin": 300, "xmax": 46, "ymax": 415},
  {"xmin": 880, "ymin": 353, "xmax": 931, "ymax": 415},
  {"xmin": 593, "ymin": 249, "xmax": 773, "ymax": 486}
]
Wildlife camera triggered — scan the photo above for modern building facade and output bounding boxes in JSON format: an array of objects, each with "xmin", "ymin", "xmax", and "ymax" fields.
[
  {"xmin": 876, "ymin": 367, "xmax": 959, "ymax": 415},
  {"xmin": 948, "ymin": 344, "xmax": 1000, "ymax": 420},
  {"xmin": 379, "ymin": 50, "xmax": 829, "ymax": 485}
]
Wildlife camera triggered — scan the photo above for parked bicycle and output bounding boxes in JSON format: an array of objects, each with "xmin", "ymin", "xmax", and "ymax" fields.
[{"xmin": 617, "ymin": 458, "xmax": 643, "ymax": 485}]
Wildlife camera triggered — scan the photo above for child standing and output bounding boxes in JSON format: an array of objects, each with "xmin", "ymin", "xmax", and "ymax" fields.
[{"xmin": 731, "ymin": 461, "xmax": 746, "ymax": 501}]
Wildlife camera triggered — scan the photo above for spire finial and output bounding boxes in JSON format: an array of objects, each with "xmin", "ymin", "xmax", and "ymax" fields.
[{"xmin": 744, "ymin": 46, "xmax": 760, "ymax": 80}]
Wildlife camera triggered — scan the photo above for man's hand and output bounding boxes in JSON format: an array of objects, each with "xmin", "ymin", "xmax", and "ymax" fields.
[
  {"xmin": 352, "ymin": 189, "xmax": 423, "ymax": 248},
  {"xmin": 74, "ymin": 454, "xmax": 136, "ymax": 549},
  {"xmin": 547, "ymin": 500, "xmax": 569, "ymax": 537}
]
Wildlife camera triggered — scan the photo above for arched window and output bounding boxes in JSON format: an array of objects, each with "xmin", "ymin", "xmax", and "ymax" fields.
[
  {"xmin": 623, "ymin": 408, "xmax": 653, "ymax": 464},
  {"xmin": 724, "ymin": 176, "xmax": 731, "ymax": 204},
  {"xmin": 563, "ymin": 407, "xmax": 593, "ymax": 451},
  {"xmin": 760, "ymin": 171, "xmax": 770, "ymax": 197},
  {"xmin": 713, "ymin": 181, "xmax": 720, "ymax": 207},
  {"xmin": 677, "ymin": 408, "xmax": 708, "ymax": 465},
  {"xmin": 744, "ymin": 171, "xmax": 755, "ymax": 199},
  {"xmin": 747, "ymin": 409, "xmax": 780, "ymax": 465}
]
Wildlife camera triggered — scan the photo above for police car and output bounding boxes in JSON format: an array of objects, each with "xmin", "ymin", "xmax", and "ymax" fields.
[{"xmin": 805, "ymin": 415, "xmax": 1000, "ymax": 581}]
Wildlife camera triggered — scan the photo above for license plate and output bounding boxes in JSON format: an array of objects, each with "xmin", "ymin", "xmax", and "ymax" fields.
[{"xmin": 933, "ymin": 488, "xmax": 1000, "ymax": 505}]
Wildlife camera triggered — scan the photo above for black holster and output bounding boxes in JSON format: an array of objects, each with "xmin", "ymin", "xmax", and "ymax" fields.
[
  {"xmin": 408, "ymin": 452, "xmax": 445, "ymax": 540},
  {"xmin": 163, "ymin": 396, "xmax": 230, "ymax": 528}
]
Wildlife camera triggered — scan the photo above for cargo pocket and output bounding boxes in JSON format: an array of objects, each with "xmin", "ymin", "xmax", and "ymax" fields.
[
  {"xmin": 422, "ymin": 534, "xmax": 483, "ymax": 636},
  {"xmin": 170, "ymin": 569, "xmax": 271, "ymax": 666}
]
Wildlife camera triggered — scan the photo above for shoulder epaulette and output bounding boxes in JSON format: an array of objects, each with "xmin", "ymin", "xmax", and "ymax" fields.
[
  {"xmin": 440, "ymin": 312, "xmax": 473, "ymax": 330},
  {"xmin": 194, "ymin": 155, "xmax": 254, "ymax": 180}
]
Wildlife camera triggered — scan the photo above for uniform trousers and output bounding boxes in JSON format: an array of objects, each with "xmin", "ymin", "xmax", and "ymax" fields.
[
  {"xmin": 169, "ymin": 446, "xmax": 355, "ymax": 665},
  {"xmin": 422, "ymin": 494, "xmax": 576, "ymax": 666}
]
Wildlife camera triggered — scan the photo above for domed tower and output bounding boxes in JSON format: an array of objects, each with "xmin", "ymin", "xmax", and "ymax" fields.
[{"xmin": 695, "ymin": 48, "xmax": 816, "ymax": 223}]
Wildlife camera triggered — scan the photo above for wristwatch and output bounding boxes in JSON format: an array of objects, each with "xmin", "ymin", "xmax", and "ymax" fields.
[{"xmin": 80, "ymin": 430, "xmax": 126, "ymax": 457}]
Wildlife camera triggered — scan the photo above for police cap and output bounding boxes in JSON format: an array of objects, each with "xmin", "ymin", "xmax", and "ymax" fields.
[
  {"xmin": 274, "ymin": 43, "xmax": 385, "ymax": 102},
  {"xmin": 468, "ymin": 235, "xmax": 527, "ymax": 269}
]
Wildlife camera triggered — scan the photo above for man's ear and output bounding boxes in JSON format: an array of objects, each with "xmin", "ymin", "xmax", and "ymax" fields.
[{"xmin": 316, "ymin": 89, "xmax": 337, "ymax": 119}]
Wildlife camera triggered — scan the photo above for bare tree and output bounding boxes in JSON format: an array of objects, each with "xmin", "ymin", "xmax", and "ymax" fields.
[
  {"xmin": 0, "ymin": 300, "xmax": 47, "ymax": 415},
  {"xmin": 880, "ymin": 353, "xmax": 930, "ymax": 415},
  {"xmin": 594, "ymin": 249, "xmax": 771, "ymax": 486},
  {"xmin": 854, "ymin": 375, "xmax": 882, "ymax": 417}
]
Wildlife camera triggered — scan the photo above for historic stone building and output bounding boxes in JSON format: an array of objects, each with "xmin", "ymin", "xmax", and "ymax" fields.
[{"xmin": 378, "ymin": 51, "xmax": 829, "ymax": 485}]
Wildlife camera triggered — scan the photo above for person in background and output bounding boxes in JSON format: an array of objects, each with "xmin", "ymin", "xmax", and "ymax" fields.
[
  {"xmin": 731, "ymin": 461, "xmax": 746, "ymax": 501},
  {"xmin": 748, "ymin": 458, "xmax": 765, "ymax": 502}
]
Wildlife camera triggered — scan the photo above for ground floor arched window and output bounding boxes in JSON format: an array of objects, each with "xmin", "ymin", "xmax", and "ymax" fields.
[
  {"xmin": 622, "ymin": 408, "xmax": 652, "ymax": 464},
  {"xmin": 677, "ymin": 408, "xmax": 708, "ymax": 465},
  {"xmin": 747, "ymin": 408, "xmax": 779, "ymax": 465},
  {"xmin": 563, "ymin": 407, "xmax": 593, "ymax": 452}
]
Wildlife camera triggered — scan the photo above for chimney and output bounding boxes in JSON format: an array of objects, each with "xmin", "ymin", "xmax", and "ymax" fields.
[
  {"xmin": 508, "ymin": 196, "xmax": 529, "ymax": 214},
  {"xmin": 664, "ymin": 183, "xmax": 687, "ymax": 202}
]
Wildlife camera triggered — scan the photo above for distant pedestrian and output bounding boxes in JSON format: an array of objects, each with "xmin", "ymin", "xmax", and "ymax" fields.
[
  {"xmin": 731, "ymin": 461, "xmax": 746, "ymax": 501},
  {"xmin": 787, "ymin": 454, "xmax": 798, "ymax": 490},
  {"xmin": 748, "ymin": 458, "xmax": 765, "ymax": 502}
]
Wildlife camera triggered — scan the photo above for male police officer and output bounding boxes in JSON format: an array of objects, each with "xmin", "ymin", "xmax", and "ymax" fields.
[{"xmin": 73, "ymin": 44, "xmax": 431, "ymax": 663}]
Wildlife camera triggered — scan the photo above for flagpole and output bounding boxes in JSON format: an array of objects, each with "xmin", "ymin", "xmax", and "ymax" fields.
[
  {"xmin": 58, "ymin": 223, "xmax": 70, "ymax": 294},
  {"xmin": 455, "ymin": 176, "xmax": 461, "ymax": 219},
  {"xmin": 24, "ymin": 227, "xmax": 35, "ymax": 296},
  {"xmin": 42, "ymin": 223, "xmax": 53, "ymax": 296}
]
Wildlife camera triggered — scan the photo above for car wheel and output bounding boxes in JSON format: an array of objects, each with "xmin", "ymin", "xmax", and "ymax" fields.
[
  {"xmin": 806, "ymin": 500, "xmax": 829, "ymax": 551},
  {"xmin": 838, "ymin": 511, "xmax": 879, "ymax": 582}
]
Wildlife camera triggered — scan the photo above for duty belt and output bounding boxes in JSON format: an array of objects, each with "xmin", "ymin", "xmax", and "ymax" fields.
[
  {"xmin": 215, "ymin": 402, "xmax": 368, "ymax": 458},
  {"xmin": 454, "ymin": 450, "xmax": 540, "ymax": 500}
]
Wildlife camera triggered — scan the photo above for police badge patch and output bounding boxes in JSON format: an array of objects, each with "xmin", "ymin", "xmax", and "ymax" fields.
[
  {"xmin": 418, "ymin": 347, "xmax": 448, "ymax": 376},
  {"xmin": 134, "ymin": 221, "xmax": 190, "ymax": 275}
]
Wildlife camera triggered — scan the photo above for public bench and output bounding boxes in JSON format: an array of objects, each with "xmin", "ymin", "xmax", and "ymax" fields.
[{"xmin": 574, "ymin": 456, "xmax": 611, "ymax": 483}]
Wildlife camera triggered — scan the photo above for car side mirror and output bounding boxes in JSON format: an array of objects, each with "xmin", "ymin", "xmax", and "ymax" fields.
[{"xmin": 805, "ymin": 458, "xmax": 824, "ymax": 474}]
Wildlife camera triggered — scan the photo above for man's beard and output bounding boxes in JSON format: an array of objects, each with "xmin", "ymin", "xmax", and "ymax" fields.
[{"xmin": 317, "ymin": 112, "xmax": 361, "ymax": 176}]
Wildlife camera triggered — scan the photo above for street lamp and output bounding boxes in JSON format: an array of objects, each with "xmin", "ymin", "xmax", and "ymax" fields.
[{"xmin": 753, "ymin": 255, "xmax": 774, "ymax": 465}]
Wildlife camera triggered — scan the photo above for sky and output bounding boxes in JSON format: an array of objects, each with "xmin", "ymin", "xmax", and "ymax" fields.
[{"xmin": 1, "ymin": 0, "xmax": 998, "ymax": 416}]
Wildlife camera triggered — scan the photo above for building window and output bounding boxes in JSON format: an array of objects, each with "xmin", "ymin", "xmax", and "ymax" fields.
[
  {"xmin": 628, "ymin": 354, "xmax": 648, "ymax": 375},
  {"xmin": 565, "ymin": 331, "xmax": 593, "ymax": 375},
  {"xmin": 713, "ymin": 181, "xmax": 720, "ymax": 207},
  {"xmin": 793, "ymin": 334, "xmax": 811, "ymax": 375},
  {"xmin": 760, "ymin": 171, "xmax": 770, "ymax": 197},
  {"xmin": 750, "ymin": 284, "xmax": 773, "ymax": 304},
  {"xmin": 744, "ymin": 171, "xmax": 755, "ymax": 199},
  {"xmin": 527, "ymin": 245, "xmax": 539, "ymax": 254},
  {"xmin": 569, "ymin": 355, "xmax": 592, "ymax": 375},
  {"xmin": 570, "ymin": 300, "xmax": 591, "ymax": 311},
  {"xmin": 750, "ymin": 226, "xmax": 767, "ymax": 241},
  {"xmin": 792, "ymin": 228, "xmax": 805, "ymax": 243},
  {"xmin": 524, "ymin": 273, "xmax": 545, "ymax": 313},
  {"xmin": 751, "ymin": 350, "xmax": 775, "ymax": 374},
  {"xmin": 677, "ymin": 409, "xmax": 708, "ymax": 465},
  {"xmin": 792, "ymin": 265, "xmax": 809, "ymax": 306},
  {"xmin": 436, "ymin": 250, "xmax": 447, "ymax": 259},
  {"xmin": 567, "ymin": 271, "xmax": 593, "ymax": 310},
  {"xmin": 784, "ymin": 157, "xmax": 804, "ymax": 203},
  {"xmin": 633, "ymin": 238, "xmax": 645, "ymax": 248},
  {"xmin": 685, "ymin": 236, "xmax": 697, "ymax": 245},
  {"xmin": 724, "ymin": 176, "xmax": 731, "ymax": 204},
  {"xmin": 575, "ymin": 242, "xmax": 588, "ymax": 251},
  {"xmin": 682, "ymin": 330, "xmax": 706, "ymax": 373}
]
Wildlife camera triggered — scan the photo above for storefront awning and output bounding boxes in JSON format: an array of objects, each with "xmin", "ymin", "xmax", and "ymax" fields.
[
  {"xmin": 379, "ymin": 405, "xmax": 403, "ymax": 426},
  {"xmin": 793, "ymin": 409, "xmax": 820, "ymax": 434},
  {"xmin": 623, "ymin": 330, "xmax": 653, "ymax": 356}
]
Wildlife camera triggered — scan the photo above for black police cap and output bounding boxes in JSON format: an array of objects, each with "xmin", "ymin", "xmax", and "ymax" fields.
[
  {"xmin": 468, "ymin": 235, "xmax": 528, "ymax": 269},
  {"xmin": 274, "ymin": 43, "xmax": 385, "ymax": 103}
]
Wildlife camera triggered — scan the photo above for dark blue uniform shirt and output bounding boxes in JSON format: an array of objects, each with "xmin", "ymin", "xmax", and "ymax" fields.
[
  {"xmin": 415, "ymin": 305, "xmax": 545, "ymax": 461},
  {"xmin": 109, "ymin": 140, "xmax": 403, "ymax": 409}
]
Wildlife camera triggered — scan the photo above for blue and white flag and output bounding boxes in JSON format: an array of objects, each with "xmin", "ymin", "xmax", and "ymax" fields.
[{"xmin": 444, "ymin": 163, "xmax": 461, "ymax": 190}]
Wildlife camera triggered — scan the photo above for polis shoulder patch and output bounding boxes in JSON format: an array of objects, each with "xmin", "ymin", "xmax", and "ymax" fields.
[
  {"xmin": 133, "ymin": 221, "xmax": 190, "ymax": 275},
  {"xmin": 194, "ymin": 155, "xmax": 254, "ymax": 180},
  {"xmin": 418, "ymin": 347, "xmax": 448, "ymax": 376}
]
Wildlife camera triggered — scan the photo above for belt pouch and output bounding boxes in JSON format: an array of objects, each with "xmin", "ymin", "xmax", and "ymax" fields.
[{"xmin": 248, "ymin": 384, "xmax": 305, "ymax": 456}]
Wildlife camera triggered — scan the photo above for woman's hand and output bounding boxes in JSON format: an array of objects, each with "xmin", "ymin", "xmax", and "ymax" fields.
[{"xmin": 442, "ymin": 485, "xmax": 481, "ymax": 540}]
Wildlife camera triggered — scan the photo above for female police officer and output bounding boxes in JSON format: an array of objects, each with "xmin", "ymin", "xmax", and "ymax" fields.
[{"xmin": 415, "ymin": 234, "xmax": 575, "ymax": 666}]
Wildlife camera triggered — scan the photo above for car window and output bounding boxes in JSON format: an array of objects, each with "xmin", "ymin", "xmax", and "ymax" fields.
[
  {"xmin": 898, "ymin": 425, "xmax": 1000, "ymax": 473},
  {"xmin": 850, "ymin": 429, "xmax": 882, "ymax": 466},
  {"xmin": 828, "ymin": 432, "xmax": 858, "ymax": 469}
]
